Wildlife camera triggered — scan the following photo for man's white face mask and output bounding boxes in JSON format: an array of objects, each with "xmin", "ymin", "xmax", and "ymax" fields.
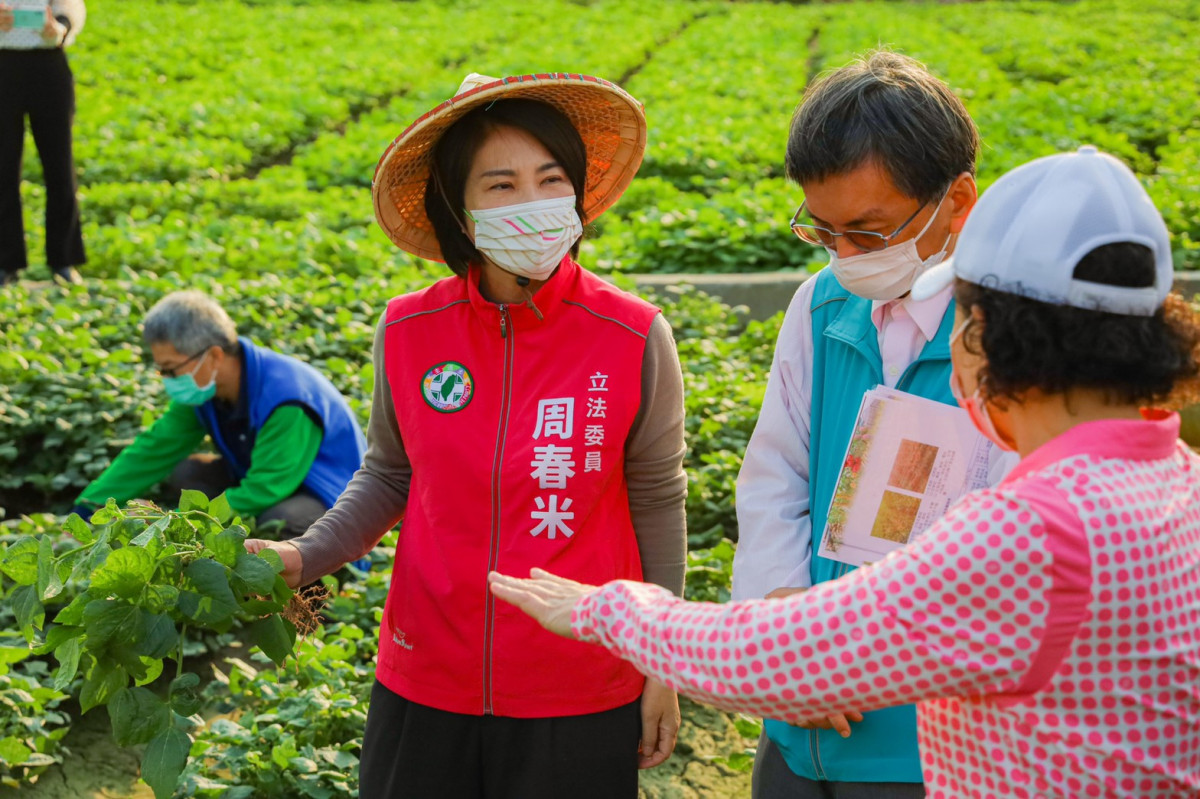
[{"xmin": 827, "ymin": 191, "xmax": 951, "ymax": 302}]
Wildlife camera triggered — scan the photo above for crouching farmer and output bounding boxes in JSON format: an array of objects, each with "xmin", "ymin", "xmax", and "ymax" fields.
[{"xmin": 71, "ymin": 290, "xmax": 367, "ymax": 537}]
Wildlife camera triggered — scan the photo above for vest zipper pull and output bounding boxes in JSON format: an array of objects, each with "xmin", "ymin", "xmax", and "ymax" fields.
[{"xmin": 499, "ymin": 305, "xmax": 508, "ymax": 339}]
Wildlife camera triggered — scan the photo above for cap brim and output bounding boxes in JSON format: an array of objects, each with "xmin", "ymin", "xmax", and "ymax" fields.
[{"xmin": 911, "ymin": 258, "xmax": 956, "ymax": 302}]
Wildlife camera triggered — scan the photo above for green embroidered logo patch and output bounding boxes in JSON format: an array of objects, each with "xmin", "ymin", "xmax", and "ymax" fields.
[{"xmin": 421, "ymin": 361, "xmax": 474, "ymax": 413}]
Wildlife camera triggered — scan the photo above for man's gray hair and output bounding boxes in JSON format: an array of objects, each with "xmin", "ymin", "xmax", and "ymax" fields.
[{"xmin": 143, "ymin": 291, "xmax": 238, "ymax": 355}]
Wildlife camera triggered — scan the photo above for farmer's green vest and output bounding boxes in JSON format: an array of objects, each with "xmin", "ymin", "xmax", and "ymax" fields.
[{"xmin": 764, "ymin": 267, "xmax": 956, "ymax": 783}]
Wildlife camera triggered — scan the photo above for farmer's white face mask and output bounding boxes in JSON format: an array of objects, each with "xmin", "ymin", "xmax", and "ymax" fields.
[
  {"xmin": 467, "ymin": 195, "xmax": 583, "ymax": 281},
  {"xmin": 827, "ymin": 192, "xmax": 951, "ymax": 302}
]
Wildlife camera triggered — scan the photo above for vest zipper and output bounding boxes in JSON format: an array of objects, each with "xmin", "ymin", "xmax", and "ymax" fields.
[
  {"xmin": 483, "ymin": 304, "xmax": 514, "ymax": 714},
  {"xmin": 810, "ymin": 727, "xmax": 828, "ymax": 779}
]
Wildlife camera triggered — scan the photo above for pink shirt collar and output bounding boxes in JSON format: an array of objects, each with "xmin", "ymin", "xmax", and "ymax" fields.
[
  {"xmin": 871, "ymin": 284, "xmax": 954, "ymax": 341},
  {"xmin": 1002, "ymin": 409, "xmax": 1181, "ymax": 486}
]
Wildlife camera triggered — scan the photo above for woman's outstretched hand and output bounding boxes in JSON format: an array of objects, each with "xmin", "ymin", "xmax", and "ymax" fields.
[
  {"xmin": 487, "ymin": 568, "xmax": 596, "ymax": 639},
  {"xmin": 244, "ymin": 539, "xmax": 304, "ymax": 588}
]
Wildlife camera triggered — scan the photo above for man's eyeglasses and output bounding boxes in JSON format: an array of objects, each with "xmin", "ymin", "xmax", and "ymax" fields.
[
  {"xmin": 157, "ymin": 349, "xmax": 207, "ymax": 378},
  {"xmin": 789, "ymin": 199, "xmax": 932, "ymax": 253}
]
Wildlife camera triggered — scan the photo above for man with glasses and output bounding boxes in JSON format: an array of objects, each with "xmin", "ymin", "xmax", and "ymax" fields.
[
  {"xmin": 732, "ymin": 50, "xmax": 979, "ymax": 798},
  {"xmin": 70, "ymin": 291, "xmax": 366, "ymax": 542}
]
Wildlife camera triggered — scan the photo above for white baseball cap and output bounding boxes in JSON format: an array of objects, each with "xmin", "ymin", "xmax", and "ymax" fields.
[{"xmin": 912, "ymin": 145, "xmax": 1172, "ymax": 316}]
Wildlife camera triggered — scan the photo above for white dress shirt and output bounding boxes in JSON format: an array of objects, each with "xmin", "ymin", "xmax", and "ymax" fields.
[{"xmin": 731, "ymin": 278, "xmax": 955, "ymax": 600}]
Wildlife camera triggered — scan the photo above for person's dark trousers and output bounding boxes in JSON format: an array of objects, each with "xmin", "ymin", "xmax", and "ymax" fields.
[
  {"xmin": 167, "ymin": 453, "xmax": 326, "ymax": 538},
  {"xmin": 359, "ymin": 680, "xmax": 641, "ymax": 799},
  {"xmin": 752, "ymin": 732, "xmax": 926, "ymax": 799},
  {"xmin": 0, "ymin": 48, "xmax": 86, "ymax": 279}
]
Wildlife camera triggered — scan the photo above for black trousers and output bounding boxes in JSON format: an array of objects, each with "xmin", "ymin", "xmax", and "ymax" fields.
[
  {"xmin": 359, "ymin": 681, "xmax": 641, "ymax": 799},
  {"xmin": 167, "ymin": 453, "xmax": 327, "ymax": 538},
  {"xmin": 0, "ymin": 48, "xmax": 86, "ymax": 276}
]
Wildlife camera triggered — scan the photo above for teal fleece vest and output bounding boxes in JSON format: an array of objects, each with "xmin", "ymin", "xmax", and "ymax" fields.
[{"xmin": 765, "ymin": 268, "xmax": 956, "ymax": 783}]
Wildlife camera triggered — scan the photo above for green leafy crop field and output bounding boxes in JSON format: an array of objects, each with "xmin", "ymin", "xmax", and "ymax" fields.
[{"xmin": 2, "ymin": 0, "xmax": 1199, "ymax": 795}]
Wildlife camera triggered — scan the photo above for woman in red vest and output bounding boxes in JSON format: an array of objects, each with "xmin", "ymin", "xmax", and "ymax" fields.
[{"xmin": 247, "ymin": 72, "xmax": 688, "ymax": 798}]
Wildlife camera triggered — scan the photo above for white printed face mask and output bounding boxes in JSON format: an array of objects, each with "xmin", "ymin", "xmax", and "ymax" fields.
[
  {"xmin": 827, "ymin": 192, "xmax": 951, "ymax": 302},
  {"xmin": 467, "ymin": 195, "xmax": 583, "ymax": 281}
]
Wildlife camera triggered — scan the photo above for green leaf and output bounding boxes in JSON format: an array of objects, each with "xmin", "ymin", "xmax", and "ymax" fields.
[
  {"xmin": 114, "ymin": 644, "xmax": 156, "ymax": 683},
  {"xmin": 142, "ymin": 726, "xmax": 191, "ymax": 799},
  {"xmin": 247, "ymin": 615, "xmax": 296, "ymax": 667},
  {"xmin": 204, "ymin": 527, "xmax": 244, "ymax": 568},
  {"xmin": 129, "ymin": 517, "xmax": 168, "ymax": 558},
  {"xmin": 271, "ymin": 738, "xmax": 297, "ymax": 769},
  {"xmin": 178, "ymin": 558, "xmax": 238, "ymax": 625},
  {"xmin": 258, "ymin": 547, "xmax": 285, "ymax": 573},
  {"xmin": 220, "ymin": 789, "xmax": 255, "ymax": 799},
  {"xmin": 83, "ymin": 600, "xmax": 144, "ymax": 650},
  {"xmin": 733, "ymin": 714, "xmax": 763, "ymax": 739},
  {"xmin": 209, "ymin": 493, "xmax": 234, "ymax": 525},
  {"xmin": 53, "ymin": 637, "xmax": 84, "ymax": 691},
  {"xmin": 92, "ymin": 547, "xmax": 155, "ymax": 599},
  {"xmin": 134, "ymin": 656, "xmax": 164, "ymax": 688},
  {"xmin": 137, "ymin": 613, "xmax": 178, "ymax": 660},
  {"xmin": 71, "ymin": 540, "xmax": 112, "ymax": 585},
  {"xmin": 53, "ymin": 592, "xmax": 90, "ymax": 626},
  {"xmin": 0, "ymin": 736, "xmax": 32, "ymax": 766},
  {"xmin": 142, "ymin": 584, "xmax": 180, "ymax": 615},
  {"xmin": 37, "ymin": 623, "xmax": 85, "ymax": 655},
  {"xmin": 80, "ymin": 661, "xmax": 127, "ymax": 713},
  {"xmin": 64, "ymin": 512, "xmax": 97, "ymax": 544},
  {"xmin": 168, "ymin": 673, "xmax": 202, "ymax": 716},
  {"xmin": 10, "ymin": 584, "xmax": 45, "ymax": 633},
  {"xmin": 232, "ymin": 552, "xmax": 276, "ymax": 594},
  {"xmin": 0, "ymin": 645, "xmax": 30, "ymax": 667},
  {"xmin": 0, "ymin": 536, "xmax": 39, "ymax": 585},
  {"xmin": 109, "ymin": 687, "xmax": 171, "ymax": 746},
  {"xmin": 288, "ymin": 756, "xmax": 318, "ymax": 773},
  {"xmin": 178, "ymin": 490, "xmax": 209, "ymax": 513},
  {"xmin": 37, "ymin": 535, "xmax": 64, "ymax": 601}
]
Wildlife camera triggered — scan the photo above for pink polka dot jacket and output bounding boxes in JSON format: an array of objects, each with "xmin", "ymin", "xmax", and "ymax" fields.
[{"xmin": 572, "ymin": 412, "xmax": 1200, "ymax": 798}]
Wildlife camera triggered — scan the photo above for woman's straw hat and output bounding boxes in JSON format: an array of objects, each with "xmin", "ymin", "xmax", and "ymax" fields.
[{"xmin": 372, "ymin": 72, "xmax": 647, "ymax": 262}]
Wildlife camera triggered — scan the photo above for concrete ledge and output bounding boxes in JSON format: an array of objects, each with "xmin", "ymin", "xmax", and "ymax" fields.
[{"xmin": 630, "ymin": 271, "xmax": 1200, "ymax": 322}]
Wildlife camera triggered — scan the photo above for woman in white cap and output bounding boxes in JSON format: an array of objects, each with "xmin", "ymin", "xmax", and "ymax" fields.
[
  {"xmin": 247, "ymin": 73, "xmax": 687, "ymax": 797},
  {"xmin": 490, "ymin": 147, "xmax": 1200, "ymax": 798}
]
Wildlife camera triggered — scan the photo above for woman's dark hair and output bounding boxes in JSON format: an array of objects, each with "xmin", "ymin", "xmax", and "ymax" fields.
[
  {"xmin": 425, "ymin": 99, "xmax": 587, "ymax": 277},
  {"xmin": 787, "ymin": 50, "xmax": 979, "ymax": 204},
  {"xmin": 956, "ymin": 242, "xmax": 1200, "ymax": 406}
]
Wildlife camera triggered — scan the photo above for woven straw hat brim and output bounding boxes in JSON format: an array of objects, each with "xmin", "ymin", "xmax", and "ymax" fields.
[{"xmin": 372, "ymin": 73, "xmax": 646, "ymax": 262}]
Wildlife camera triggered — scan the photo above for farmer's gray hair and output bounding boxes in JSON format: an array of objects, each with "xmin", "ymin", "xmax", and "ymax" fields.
[
  {"xmin": 786, "ymin": 49, "xmax": 979, "ymax": 204},
  {"xmin": 142, "ymin": 291, "xmax": 238, "ymax": 355}
]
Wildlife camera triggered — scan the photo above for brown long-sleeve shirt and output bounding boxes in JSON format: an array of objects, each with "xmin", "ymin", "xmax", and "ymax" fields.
[{"xmin": 290, "ymin": 310, "xmax": 688, "ymax": 594}]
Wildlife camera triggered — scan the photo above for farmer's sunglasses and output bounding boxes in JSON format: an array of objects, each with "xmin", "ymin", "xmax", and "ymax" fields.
[
  {"xmin": 790, "ymin": 199, "xmax": 931, "ymax": 252},
  {"xmin": 157, "ymin": 349, "xmax": 206, "ymax": 378}
]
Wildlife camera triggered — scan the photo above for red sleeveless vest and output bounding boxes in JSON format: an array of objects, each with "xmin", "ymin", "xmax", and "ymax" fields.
[{"xmin": 377, "ymin": 257, "xmax": 659, "ymax": 717}]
